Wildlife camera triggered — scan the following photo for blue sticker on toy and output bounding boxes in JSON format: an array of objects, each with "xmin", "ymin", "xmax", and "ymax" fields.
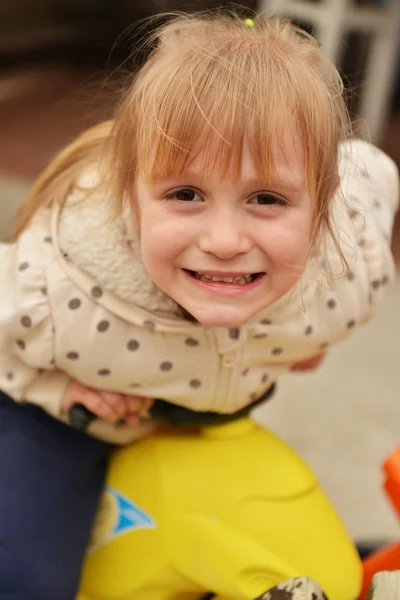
[{"xmin": 88, "ymin": 486, "xmax": 156, "ymax": 553}]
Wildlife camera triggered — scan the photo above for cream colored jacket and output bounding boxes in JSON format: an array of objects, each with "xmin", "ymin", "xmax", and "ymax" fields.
[{"xmin": 0, "ymin": 140, "xmax": 398, "ymax": 443}]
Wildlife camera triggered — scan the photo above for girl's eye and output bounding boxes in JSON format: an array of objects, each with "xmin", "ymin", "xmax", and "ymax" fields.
[
  {"xmin": 166, "ymin": 188, "xmax": 203, "ymax": 202},
  {"xmin": 248, "ymin": 193, "xmax": 286, "ymax": 206}
]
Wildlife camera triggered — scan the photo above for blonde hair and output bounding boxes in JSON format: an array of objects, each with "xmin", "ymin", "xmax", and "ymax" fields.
[{"xmin": 15, "ymin": 10, "xmax": 352, "ymax": 270}]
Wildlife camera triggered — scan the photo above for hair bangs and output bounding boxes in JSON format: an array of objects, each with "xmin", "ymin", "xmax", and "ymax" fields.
[{"xmin": 134, "ymin": 34, "xmax": 300, "ymax": 185}]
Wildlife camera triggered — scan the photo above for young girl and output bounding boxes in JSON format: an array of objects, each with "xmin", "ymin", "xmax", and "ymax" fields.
[{"xmin": 0, "ymin": 11, "xmax": 398, "ymax": 600}]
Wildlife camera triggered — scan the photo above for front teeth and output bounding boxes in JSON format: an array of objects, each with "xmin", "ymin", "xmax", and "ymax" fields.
[{"xmin": 193, "ymin": 272, "xmax": 253, "ymax": 284}]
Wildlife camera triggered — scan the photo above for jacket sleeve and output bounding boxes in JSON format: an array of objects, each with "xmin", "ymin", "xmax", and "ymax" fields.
[
  {"xmin": 338, "ymin": 139, "xmax": 399, "ymax": 317},
  {"xmin": 0, "ymin": 227, "xmax": 70, "ymax": 417}
]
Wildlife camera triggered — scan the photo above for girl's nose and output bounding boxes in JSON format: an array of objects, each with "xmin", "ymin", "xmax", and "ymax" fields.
[{"xmin": 198, "ymin": 212, "xmax": 252, "ymax": 259}]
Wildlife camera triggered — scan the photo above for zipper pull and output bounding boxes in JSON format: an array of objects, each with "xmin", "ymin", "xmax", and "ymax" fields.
[{"xmin": 222, "ymin": 353, "xmax": 235, "ymax": 368}]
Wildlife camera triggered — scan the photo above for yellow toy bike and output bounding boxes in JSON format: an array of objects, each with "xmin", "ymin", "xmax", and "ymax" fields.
[{"xmin": 70, "ymin": 398, "xmax": 362, "ymax": 600}]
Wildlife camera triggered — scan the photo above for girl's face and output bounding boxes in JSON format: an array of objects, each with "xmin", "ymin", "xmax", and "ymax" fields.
[{"xmin": 134, "ymin": 133, "xmax": 315, "ymax": 327}]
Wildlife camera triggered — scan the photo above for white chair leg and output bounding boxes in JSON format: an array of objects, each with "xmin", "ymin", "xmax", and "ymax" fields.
[
  {"xmin": 255, "ymin": 0, "xmax": 400, "ymax": 144},
  {"xmin": 357, "ymin": 3, "xmax": 400, "ymax": 143}
]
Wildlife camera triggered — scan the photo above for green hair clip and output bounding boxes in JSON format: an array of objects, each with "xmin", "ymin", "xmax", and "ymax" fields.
[{"xmin": 243, "ymin": 18, "xmax": 255, "ymax": 27}]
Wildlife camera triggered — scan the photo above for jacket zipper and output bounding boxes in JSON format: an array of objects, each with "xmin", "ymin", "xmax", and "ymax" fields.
[{"xmin": 215, "ymin": 351, "xmax": 236, "ymax": 412}]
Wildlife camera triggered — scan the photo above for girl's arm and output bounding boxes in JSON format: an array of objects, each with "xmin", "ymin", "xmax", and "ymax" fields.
[
  {"xmin": 0, "ymin": 234, "xmax": 152, "ymax": 429},
  {"xmin": 290, "ymin": 352, "xmax": 326, "ymax": 372},
  {"xmin": 339, "ymin": 141, "xmax": 399, "ymax": 321},
  {"xmin": 0, "ymin": 239, "xmax": 71, "ymax": 418}
]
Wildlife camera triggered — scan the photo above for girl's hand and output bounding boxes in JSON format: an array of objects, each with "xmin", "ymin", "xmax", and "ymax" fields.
[
  {"xmin": 290, "ymin": 352, "xmax": 326, "ymax": 372},
  {"xmin": 61, "ymin": 380, "xmax": 153, "ymax": 427}
]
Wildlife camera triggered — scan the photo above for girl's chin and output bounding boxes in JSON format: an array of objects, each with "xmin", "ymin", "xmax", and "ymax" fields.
[{"xmin": 185, "ymin": 308, "xmax": 253, "ymax": 328}]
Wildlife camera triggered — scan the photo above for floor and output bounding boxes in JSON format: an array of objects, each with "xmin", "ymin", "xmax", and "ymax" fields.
[{"xmin": 1, "ymin": 66, "xmax": 400, "ymax": 543}]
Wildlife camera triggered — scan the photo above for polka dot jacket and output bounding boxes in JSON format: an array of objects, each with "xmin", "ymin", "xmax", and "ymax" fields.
[{"xmin": 0, "ymin": 140, "xmax": 398, "ymax": 444}]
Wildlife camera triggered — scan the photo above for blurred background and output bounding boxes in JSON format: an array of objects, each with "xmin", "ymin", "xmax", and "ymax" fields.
[{"xmin": 0, "ymin": 0, "xmax": 399, "ymax": 545}]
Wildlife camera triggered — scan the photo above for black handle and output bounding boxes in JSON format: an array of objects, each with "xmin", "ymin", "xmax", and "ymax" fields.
[
  {"xmin": 68, "ymin": 405, "xmax": 97, "ymax": 431},
  {"xmin": 67, "ymin": 400, "xmax": 201, "ymax": 432}
]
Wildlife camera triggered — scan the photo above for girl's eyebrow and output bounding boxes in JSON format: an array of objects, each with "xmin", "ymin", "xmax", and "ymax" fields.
[
  {"xmin": 148, "ymin": 170, "xmax": 307, "ymax": 193},
  {"xmin": 264, "ymin": 177, "xmax": 307, "ymax": 193},
  {"xmin": 149, "ymin": 172, "xmax": 202, "ymax": 185}
]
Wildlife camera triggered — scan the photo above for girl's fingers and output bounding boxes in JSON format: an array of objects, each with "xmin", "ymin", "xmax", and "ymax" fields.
[
  {"xmin": 63, "ymin": 381, "xmax": 154, "ymax": 425},
  {"xmin": 143, "ymin": 397, "xmax": 154, "ymax": 411},
  {"xmin": 76, "ymin": 390, "xmax": 120, "ymax": 422},
  {"xmin": 125, "ymin": 413, "xmax": 140, "ymax": 427},
  {"xmin": 99, "ymin": 391, "xmax": 127, "ymax": 418},
  {"xmin": 127, "ymin": 395, "xmax": 153, "ymax": 415}
]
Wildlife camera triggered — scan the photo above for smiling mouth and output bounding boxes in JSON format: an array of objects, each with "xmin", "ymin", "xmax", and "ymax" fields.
[{"xmin": 185, "ymin": 270, "xmax": 263, "ymax": 285}]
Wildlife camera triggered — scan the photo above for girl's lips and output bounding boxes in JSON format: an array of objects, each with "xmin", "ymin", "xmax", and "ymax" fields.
[{"xmin": 182, "ymin": 269, "xmax": 266, "ymax": 296}]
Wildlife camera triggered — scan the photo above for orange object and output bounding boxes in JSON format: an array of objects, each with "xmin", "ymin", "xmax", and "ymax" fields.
[
  {"xmin": 384, "ymin": 446, "xmax": 400, "ymax": 517},
  {"xmin": 358, "ymin": 447, "xmax": 400, "ymax": 600}
]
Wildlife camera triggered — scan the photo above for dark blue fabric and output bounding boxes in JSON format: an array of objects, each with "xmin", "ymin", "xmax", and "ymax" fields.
[{"xmin": 0, "ymin": 390, "xmax": 111, "ymax": 600}]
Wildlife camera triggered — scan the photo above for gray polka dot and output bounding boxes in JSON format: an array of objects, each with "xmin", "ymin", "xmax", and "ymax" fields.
[
  {"xmin": 97, "ymin": 320, "xmax": 110, "ymax": 332},
  {"xmin": 373, "ymin": 198, "xmax": 381, "ymax": 209},
  {"xmin": 160, "ymin": 361, "xmax": 173, "ymax": 371},
  {"xmin": 127, "ymin": 340, "xmax": 140, "ymax": 351},
  {"xmin": 18, "ymin": 262, "xmax": 29, "ymax": 271},
  {"xmin": 128, "ymin": 383, "xmax": 141, "ymax": 388},
  {"xmin": 320, "ymin": 342, "xmax": 329, "ymax": 350},
  {"xmin": 185, "ymin": 337, "xmax": 199, "ymax": 347},
  {"xmin": 349, "ymin": 209, "xmax": 359, "ymax": 220},
  {"xmin": 242, "ymin": 367, "xmax": 249, "ymax": 376},
  {"xmin": 261, "ymin": 319, "xmax": 271, "ymax": 325},
  {"xmin": 5, "ymin": 372, "xmax": 14, "ymax": 381},
  {"xmin": 305, "ymin": 325, "xmax": 313, "ymax": 336},
  {"xmin": 40, "ymin": 286, "xmax": 47, "ymax": 296},
  {"xmin": 16, "ymin": 340, "xmax": 25, "ymax": 350},
  {"xmin": 143, "ymin": 320, "xmax": 155, "ymax": 329},
  {"xmin": 68, "ymin": 298, "xmax": 81, "ymax": 310},
  {"xmin": 347, "ymin": 271, "xmax": 355, "ymax": 282},
  {"xmin": 272, "ymin": 347, "xmax": 283, "ymax": 356},
  {"xmin": 254, "ymin": 333, "xmax": 268, "ymax": 339},
  {"xmin": 360, "ymin": 169, "xmax": 370, "ymax": 179},
  {"xmin": 229, "ymin": 327, "xmax": 240, "ymax": 340},
  {"xmin": 347, "ymin": 320, "xmax": 356, "ymax": 329},
  {"xmin": 91, "ymin": 286, "xmax": 103, "ymax": 298},
  {"xmin": 372, "ymin": 279, "xmax": 381, "ymax": 290},
  {"xmin": 327, "ymin": 298, "xmax": 336, "ymax": 309},
  {"xmin": 66, "ymin": 352, "xmax": 79, "ymax": 360},
  {"xmin": 62, "ymin": 252, "xmax": 69, "ymax": 259},
  {"xmin": 382, "ymin": 275, "xmax": 389, "ymax": 286},
  {"xmin": 358, "ymin": 238, "xmax": 366, "ymax": 248},
  {"xmin": 261, "ymin": 373, "xmax": 269, "ymax": 384},
  {"xmin": 49, "ymin": 359, "xmax": 55, "ymax": 366},
  {"xmin": 98, "ymin": 369, "xmax": 110, "ymax": 376},
  {"xmin": 20, "ymin": 316, "xmax": 32, "ymax": 328},
  {"xmin": 190, "ymin": 379, "xmax": 201, "ymax": 388},
  {"xmin": 43, "ymin": 236, "xmax": 52, "ymax": 243}
]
